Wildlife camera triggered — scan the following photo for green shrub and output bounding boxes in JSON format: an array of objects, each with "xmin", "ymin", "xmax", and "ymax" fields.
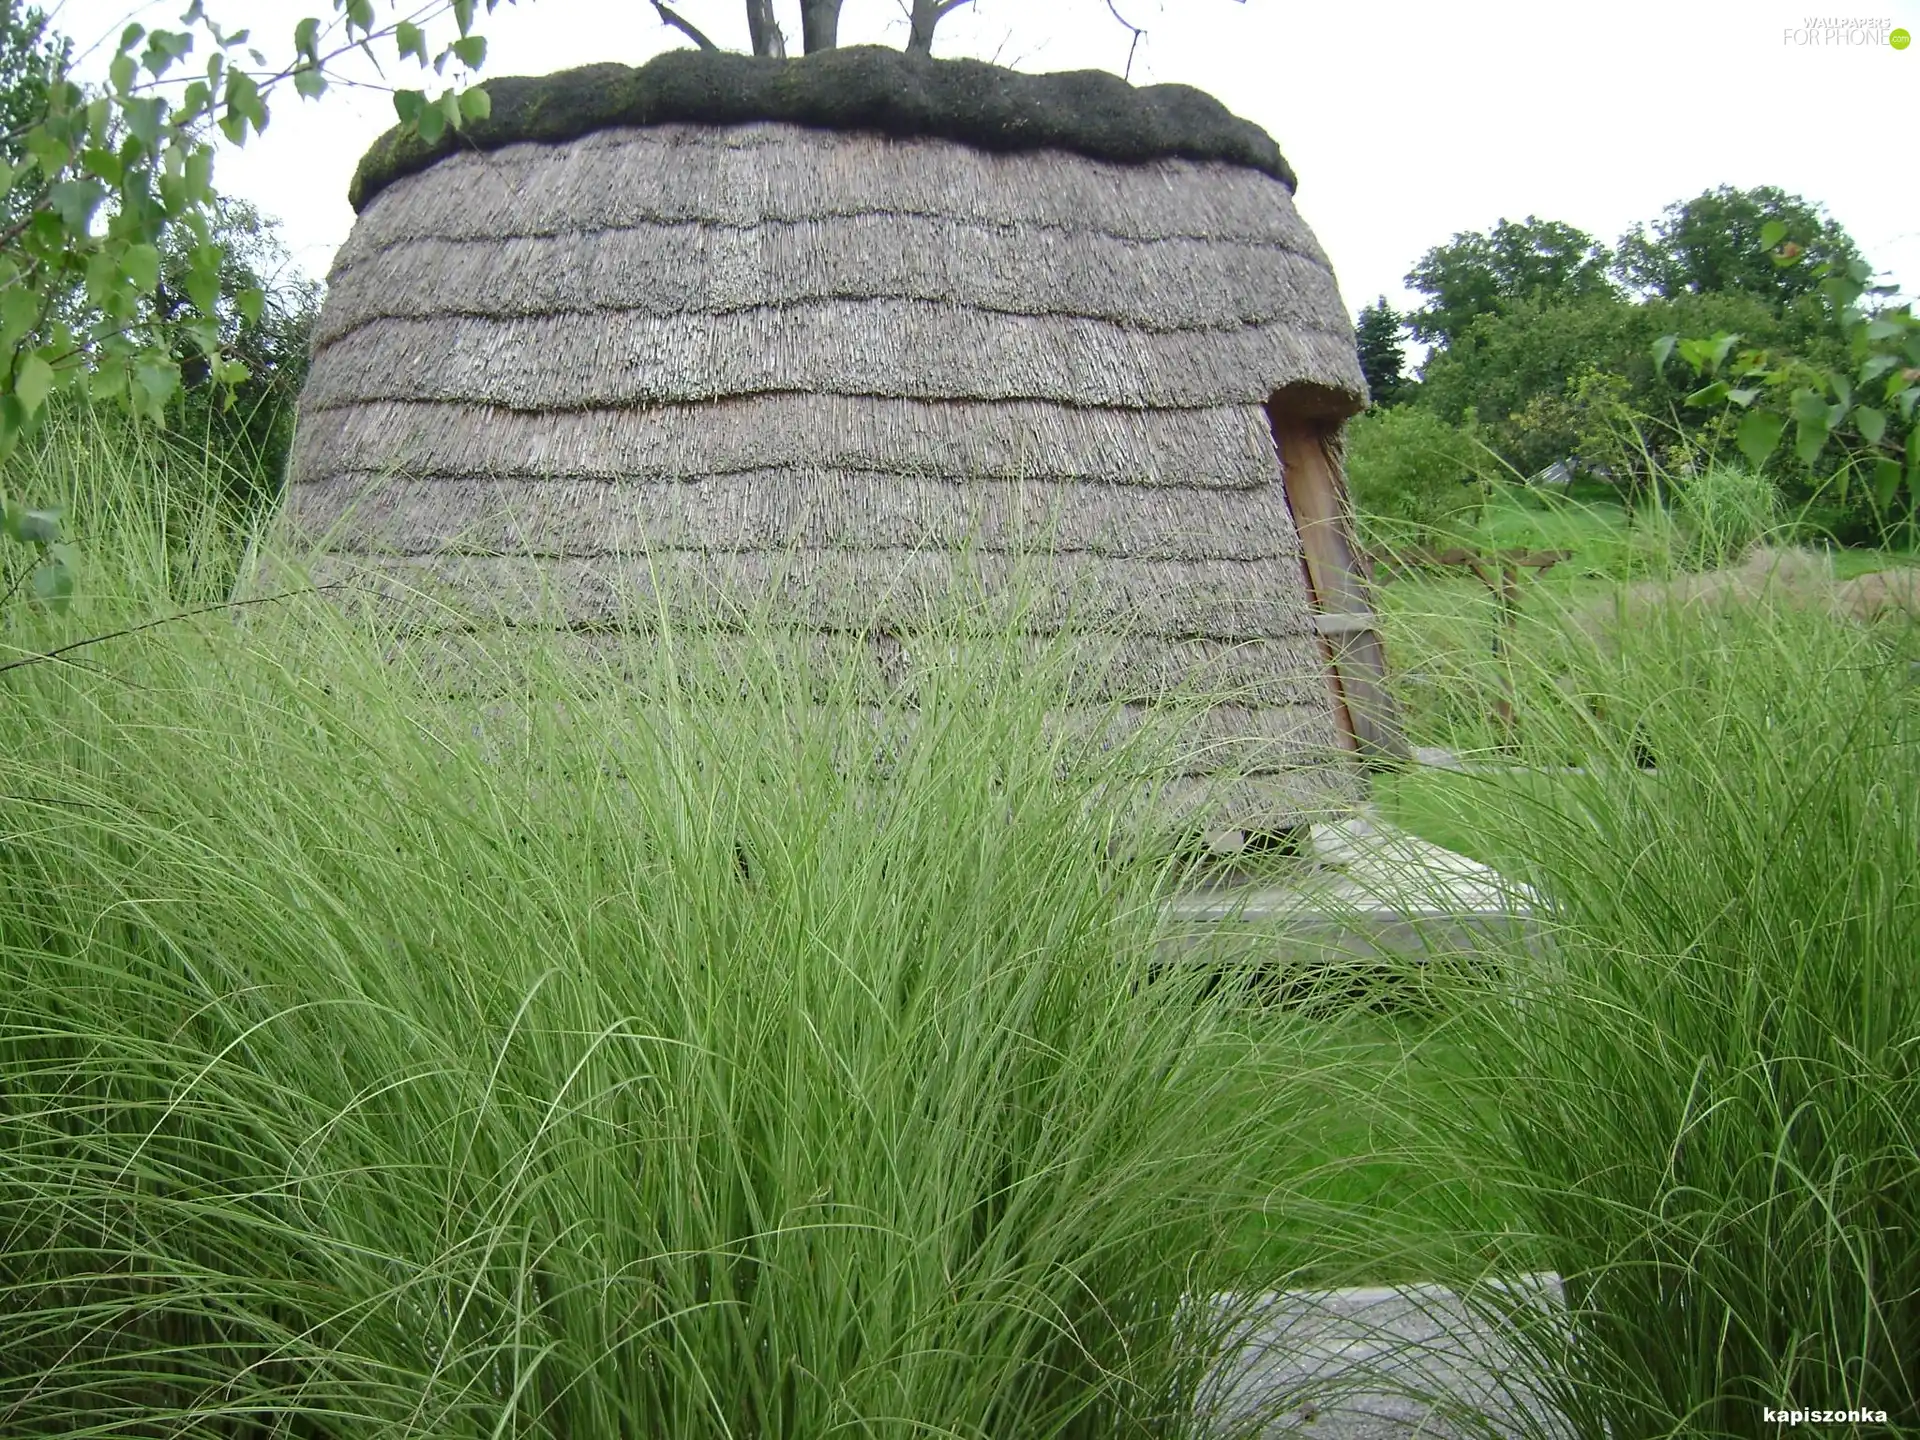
[
  {"xmin": 1671, "ymin": 460, "xmax": 1780, "ymax": 569},
  {"xmin": 1410, "ymin": 603, "xmax": 1920, "ymax": 1437},
  {"xmin": 1344, "ymin": 407, "xmax": 1489, "ymax": 544}
]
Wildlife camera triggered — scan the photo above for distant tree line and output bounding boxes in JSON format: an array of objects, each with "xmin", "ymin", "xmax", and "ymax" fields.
[{"xmin": 1351, "ymin": 186, "xmax": 1907, "ymax": 544}]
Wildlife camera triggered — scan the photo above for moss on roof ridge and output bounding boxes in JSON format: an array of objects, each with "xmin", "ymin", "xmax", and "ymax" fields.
[{"xmin": 349, "ymin": 44, "xmax": 1294, "ymax": 213}]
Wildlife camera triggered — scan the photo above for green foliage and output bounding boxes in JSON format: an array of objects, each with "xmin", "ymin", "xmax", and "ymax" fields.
[
  {"xmin": 1351, "ymin": 293, "xmax": 1413, "ymax": 407},
  {"xmin": 0, "ymin": 2, "xmax": 70, "ymax": 231},
  {"xmin": 157, "ymin": 197, "xmax": 321, "ymax": 520},
  {"xmin": 0, "ymin": 0, "xmax": 517, "ymax": 614},
  {"xmin": 1670, "ymin": 460, "xmax": 1779, "ymax": 569},
  {"xmin": 1415, "ymin": 288, "xmax": 1836, "ymax": 485},
  {"xmin": 1615, "ymin": 185, "xmax": 1864, "ymax": 308},
  {"xmin": 1660, "ymin": 240, "xmax": 1918, "ymax": 544},
  {"xmin": 0, "ymin": 0, "xmax": 513, "ymax": 469},
  {"xmin": 0, "ymin": 487, "xmax": 74, "ymax": 611},
  {"xmin": 1343, "ymin": 405, "xmax": 1487, "ymax": 541},
  {"xmin": 1354, "ymin": 295, "xmax": 1409, "ymax": 407},
  {"xmin": 1420, "ymin": 605, "xmax": 1920, "ymax": 1436},
  {"xmin": 1404, "ymin": 216, "xmax": 1617, "ymax": 349}
]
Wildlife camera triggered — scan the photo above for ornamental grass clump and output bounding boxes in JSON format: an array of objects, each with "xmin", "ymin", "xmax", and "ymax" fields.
[
  {"xmin": 0, "ymin": 420, "xmax": 1335, "ymax": 1437},
  {"xmin": 1412, "ymin": 598, "xmax": 1920, "ymax": 1438}
]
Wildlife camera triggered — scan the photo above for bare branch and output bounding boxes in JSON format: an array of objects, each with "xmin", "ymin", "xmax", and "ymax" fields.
[
  {"xmin": 650, "ymin": 0, "xmax": 719, "ymax": 50},
  {"xmin": 906, "ymin": 0, "xmax": 975, "ymax": 55},
  {"xmin": 1104, "ymin": 0, "xmax": 1146, "ymax": 80},
  {"xmin": 745, "ymin": 0, "xmax": 787, "ymax": 57}
]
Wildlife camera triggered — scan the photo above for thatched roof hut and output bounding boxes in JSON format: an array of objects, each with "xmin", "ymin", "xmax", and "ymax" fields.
[{"xmin": 285, "ymin": 45, "xmax": 1397, "ymax": 838}]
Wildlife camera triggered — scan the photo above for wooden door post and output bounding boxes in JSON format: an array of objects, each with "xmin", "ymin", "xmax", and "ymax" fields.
[{"xmin": 1267, "ymin": 396, "xmax": 1408, "ymax": 766}]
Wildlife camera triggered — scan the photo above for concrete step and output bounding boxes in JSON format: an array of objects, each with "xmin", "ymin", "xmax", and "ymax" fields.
[
  {"xmin": 1157, "ymin": 807, "xmax": 1540, "ymax": 970},
  {"xmin": 1202, "ymin": 1275, "xmax": 1572, "ymax": 1439}
]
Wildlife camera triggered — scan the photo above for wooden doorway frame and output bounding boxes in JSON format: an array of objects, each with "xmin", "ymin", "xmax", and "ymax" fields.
[{"xmin": 1267, "ymin": 386, "xmax": 1408, "ymax": 765}]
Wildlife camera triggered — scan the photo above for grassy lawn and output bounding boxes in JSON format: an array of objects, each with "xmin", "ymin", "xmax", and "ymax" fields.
[{"xmin": 1228, "ymin": 1010, "xmax": 1528, "ymax": 1288}]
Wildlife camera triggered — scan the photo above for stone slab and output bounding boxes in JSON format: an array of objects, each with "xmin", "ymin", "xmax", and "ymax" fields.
[{"xmin": 1201, "ymin": 1276, "xmax": 1573, "ymax": 1439}]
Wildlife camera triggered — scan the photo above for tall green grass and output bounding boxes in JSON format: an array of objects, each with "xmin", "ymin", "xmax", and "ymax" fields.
[
  {"xmin": 0, "ymin": 420, "xmax": 1360, "ymax": 1437},
  {"xmin": 1407, "ymin": 599, "xmax": 1920, "ymax": 1437}
]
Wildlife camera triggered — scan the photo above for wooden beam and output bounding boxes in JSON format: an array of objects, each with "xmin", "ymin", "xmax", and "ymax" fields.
[{"xmin": 1269, "ymin": 407, "xmax": 1409, "ymax": 765}]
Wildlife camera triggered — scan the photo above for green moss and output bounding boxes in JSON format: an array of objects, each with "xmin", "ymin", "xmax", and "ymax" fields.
[{"xmin": 350, "ymin": 45, "xmax": 1294, "ymax": 212}]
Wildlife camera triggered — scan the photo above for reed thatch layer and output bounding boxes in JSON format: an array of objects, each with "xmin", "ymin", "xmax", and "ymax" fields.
[
  {"xmin": 340, "ymin": 126, "xmax": 1321, "ymax": 263},
  {"xmin": 301, "ymin": 304, "xmax": 1356, "ymax": 413},
  {"xmin": 305, "ymin": 550, "xmax": 1322, "ymax": 641},
  {"xmin": 368, "ymin": 616, "xmax": 1335, "ymax": 712},
  {"xmin": 295, "ymin": 110, "xmax": 1368, "ymax": 831},
  {"xmin": 291, "ymin": 398, "xmax": 1284, "ymax": 491},
  {"xmin": 287, "ymin": 471, "xmax": 1307, "ymax": 562},
  {"xmin": 317, "ymin": 221, "xmax": 1337, "ymax": 347},
  {"xmin": 385, "ymin": 620, "xmax": 1360, "ymax": 825},
  {"xmin": 349, "ymin": 46, "xmax": 1292, "ymax": 212},
  {"xmin": 472, "ymin": 700, "xmax": 1338, "ymax": 777}
]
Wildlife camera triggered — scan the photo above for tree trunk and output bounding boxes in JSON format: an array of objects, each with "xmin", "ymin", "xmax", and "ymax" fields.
[
  {"xmin": 906, "ymin": 0, "xmax": 972, "ymax": 55},
  {"xmin": 798, "ymin": 0, "xmax": 843, "ymax": 52},
  {"xmin": 745, "ymin": 0, "xmax": 785, "ymax": 57}
]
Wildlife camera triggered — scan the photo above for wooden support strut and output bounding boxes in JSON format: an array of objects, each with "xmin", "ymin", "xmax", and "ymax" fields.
[{"xmin": 1267, "ymin": 399, "xmax": 1409, "ymax": 766}]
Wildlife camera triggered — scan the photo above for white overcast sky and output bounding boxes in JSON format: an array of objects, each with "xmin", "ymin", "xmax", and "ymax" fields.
[{"xmin": 38, "ymin": 0, "xmax": 1920, "ymax": 328}]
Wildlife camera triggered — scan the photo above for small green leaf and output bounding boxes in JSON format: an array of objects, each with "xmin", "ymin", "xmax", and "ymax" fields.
[
  {"xmin": 1791, "ymin": 388, "xmax": 1828, "ymax": 425},
  {"xmin": 1871, "ymin": 457, "xmax": 1903, "ymax": 511},
  {"xmin": 1865, "ymin": 318, "xmax": 1904, "ymax": 341},
  {"xmin": 1831, "ymin": 372, "xmax": 1852, "ymax": 406},
  {"xmin": 416, "ymin": 99, "xmax": 446, "ymax": 144},
  {"xmin": 118, "ymin": 22, "xmax": 146, "ymax": 52},
  {"xmin": 109, "ymin": 52, "xmax": 137, "ymax": 95},
  {"xmin": 1685, "ymin": 381, "xmax": 1730, "ymax": 408},
  {"xmin": 185, "ymin": 244, "xmax": 221, "ymax": 314},
  {"xmin": 453, "ymin": 0, "xmax": 476, "ymax": 34},
  {"xmin": 293, "ymin": 16, "xmax": 321, "ymax": 60},
  {"xmin": 1860, "ymin": 354, "xmax": 1899, "ymax": 386},
  {"xmin": 396, "ymin": 20, "xmax": 427, "ymax": 62},
  {"xmin": 14, "ymin": 353, "xmax": 54, "ymax": 415},
  {"xmin": 48, "ymin": 178, "xmax": 107, "ymax": 231},
  {"xmin": 182, "ymin": 318, "xmax": 221, "ymax": 356},
  {"xmin": 293, "ymin": 64, "xmax": 326, "ymax": 98},
  {"xmin": 345, "ymin": 0, "xmax": 374, "ymax": 31},
  {"xmin": 88, "ymin": 361, "xmax": 128, "ymax": 401},
  {"xmin": 237, "ymin": 286, "xmax": 264, "ymax": 325},
  {"xmin": 30, "ymin": 555, "xmax": 73, "ymax": 611},
  {"xmin": 122, "ymin": 96, "xmax": 164, "ymax": 148},
  {"xmin": 1896, "ymin": 386, "xmax": 1920, "ymax": 423},
  {"xmin": 1794, "ymin": 412, "xmax": 1830, "ymax": 466},
  {"xmin": 1725, "ymin": 387, "xmax": 1759, "ymax": 408},
  {"xmin": 13, "ymin": 505, "xmax": 61, "ymax": 544},
  {"xmin": 451, "ymin": 34, "xmax": 486, "ymax": 67},
  {"xmin": 1651, "ymin": 334, "xmax": 1677, "ymax": 373},
  {"xmin": 1853, "ymin": 405, "xmax": 1887, "ymax": 446},
  {"xmin": 1736, "ymin": 409, "xmax": 1786, "ymax": 469},
  {"xmin": 80, "ymin": 145, "xmax": 122, "ymax": 184},
  {"xmin": 392, "ymin": 88, "xmax": 424, "ymax": 125},
  {"xmin": 0, "ymin": 288, "xmax": 38, "ymax": 348},
  {"xmin": 131, "ymin": 354, "xmax": 180, "ymax": 417},
  {"xmin": 1759, "ymin": 220, "xmax": 1788, "ymax": 251},
  {"xmin": 459, "ymin": 86, "xmax": 491, "ymax": 122}
]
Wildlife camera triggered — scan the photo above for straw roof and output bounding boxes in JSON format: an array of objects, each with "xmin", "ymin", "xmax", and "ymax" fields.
[{"xmin": 286, "ymin": 47, "xmax": 1371, "ymax": 834}]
